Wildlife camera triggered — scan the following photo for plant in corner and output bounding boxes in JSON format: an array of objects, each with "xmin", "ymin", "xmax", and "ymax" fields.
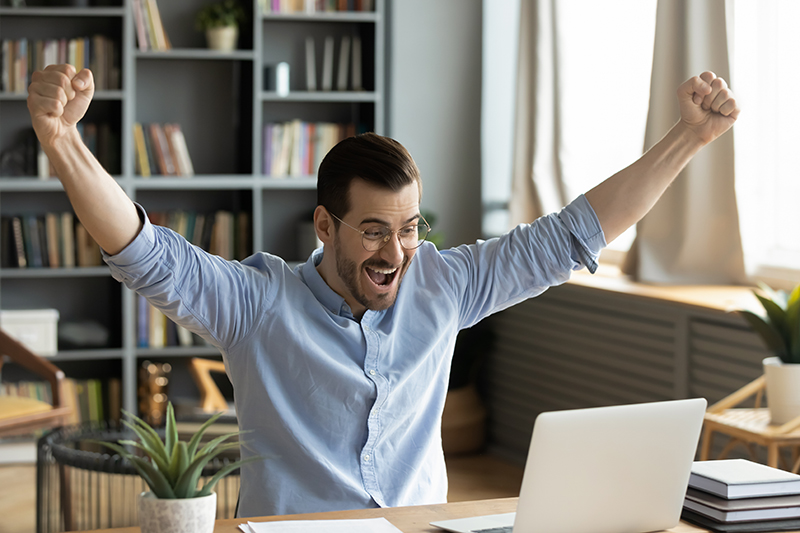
[
  {"xmin": 93, "ymin": 402, "xmax": 260, "ymax": 533},
  {"xmin": 195, "ymin": 0, "xmax": 246, "ymax": 52},
  {"xmin": 738, "ymin": 282, "xmax": 800, "ymax": 424}
]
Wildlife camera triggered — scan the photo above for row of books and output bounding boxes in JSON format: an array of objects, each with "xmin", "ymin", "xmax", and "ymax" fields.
[
  {"xmin": 0, "ymin": 36, "xmax": 120, "ymax": 94},
  {"xmin": 147, "ymin": 209, "xmax": 251, "ymax": 262},
  {"xmin": 682, "ymin": 459, "xmax": 800, "ymax": 532},
  {"xmin": 263, "ymin": 120, "xmax": 357, "ymax": 177},
  {"xmin": 133, "ymin": 123, "xmax": 194, "ymax": 177},
  {"xmin": 1, "ymin": 123, "xmax": 118, "ymax": 179},
  {"xmin": 262, "ymin": 0, "xmax": 375, "ymax": 13},
  {"xmin": 138, "ymin": 296, "xmax": 201, "ymax": 349},
  {"xmin": 0, "ymin": 378, "xmax": 121, "ymax": 426},
  {"xmin": 303, "ymin": 34, "xmax": 362, "ymax": 92},
  {"xmin": 132, "ymin": 0, "xmax": 171, "ymax": 52},
  {"xmin": 0, "ymin": 213, "xmax": 102, "ymax": 269}
]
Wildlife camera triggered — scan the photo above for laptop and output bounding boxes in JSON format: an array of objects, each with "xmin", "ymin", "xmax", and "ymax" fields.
[{"xmin": 431, "ymin": 398, "xmax": 707, "ymax": 533}]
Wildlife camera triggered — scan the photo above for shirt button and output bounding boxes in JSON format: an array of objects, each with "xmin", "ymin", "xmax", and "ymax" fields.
[
  {"xmin": 369, "ymin": 370, "xmax": 376, "ymax": 376},
  {"xmin": 364, "ymin": 454, "xmax": 371, "ymax": 462}
]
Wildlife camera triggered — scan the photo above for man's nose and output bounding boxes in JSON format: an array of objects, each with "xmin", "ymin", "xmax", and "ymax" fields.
[{"xmin": 379, "ymin": 232, "xmax": 405, "ymax": 265}]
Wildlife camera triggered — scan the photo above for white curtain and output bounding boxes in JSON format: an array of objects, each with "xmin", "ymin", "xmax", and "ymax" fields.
[{"xmin": 622, "ymin": 0, "xmax": 747, "ymax": 284}]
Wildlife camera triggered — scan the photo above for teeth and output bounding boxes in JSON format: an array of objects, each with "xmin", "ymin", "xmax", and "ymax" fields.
[{"xmin": 369, "ymin": 267, "xmax": 397, "ymax": 275}]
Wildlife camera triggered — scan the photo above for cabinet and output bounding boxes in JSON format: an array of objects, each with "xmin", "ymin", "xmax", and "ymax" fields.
[{"xmin": 0, "ymin": 0, "xmax": 385, "ymax": 419}]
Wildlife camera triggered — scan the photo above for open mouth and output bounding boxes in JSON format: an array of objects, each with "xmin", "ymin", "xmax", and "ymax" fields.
[{"xmin": 365, "ymin": 265, "xmax": 399, "ymax": 287}]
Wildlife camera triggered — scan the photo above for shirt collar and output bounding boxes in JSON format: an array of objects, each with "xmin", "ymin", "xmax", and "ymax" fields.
[{"xmin": 301, "ymin": 248, "xmax": 354, "ymax": 318}]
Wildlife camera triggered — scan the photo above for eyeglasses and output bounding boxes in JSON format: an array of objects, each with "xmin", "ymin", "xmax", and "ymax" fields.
[{"xmin": 328, "ymin": 211, "xmax": 431, "ymax": 252}]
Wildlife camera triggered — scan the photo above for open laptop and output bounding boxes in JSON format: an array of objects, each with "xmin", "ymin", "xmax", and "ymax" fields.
[{"xmin": 431, "ymin": 397, "xmax": 707, "ymax": 533}]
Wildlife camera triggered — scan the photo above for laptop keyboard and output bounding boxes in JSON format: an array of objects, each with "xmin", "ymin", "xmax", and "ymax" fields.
[{"xmin": 470, "ymin": 528, "xmax": 513, "ymax": 533}]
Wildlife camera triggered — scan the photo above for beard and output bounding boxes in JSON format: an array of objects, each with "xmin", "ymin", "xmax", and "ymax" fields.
[{"xmin": 334, "ymin": 232, "xmax": 407, "ymax": 312}]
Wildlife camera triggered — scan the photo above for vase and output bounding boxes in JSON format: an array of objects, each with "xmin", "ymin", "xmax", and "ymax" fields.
[
  {"xmin": 763, "ymin": 356, "xmax": 800, "ymax": 424},
  {"xmin": 206, "ymin": 25, "xmax": 238, "ymax": 51},
  {"xmin": 138, "ymin": 491, "xmax": 217, "ymax": 533}
]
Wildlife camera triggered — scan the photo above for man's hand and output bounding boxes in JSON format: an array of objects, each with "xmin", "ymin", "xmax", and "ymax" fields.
[
  {"xmin": 678, "ymin": 71, "xmax": 740, "ymax": 146},
  {"xmin": 27, "ymin": 64, "xmax": 95, "ymax": 147}
]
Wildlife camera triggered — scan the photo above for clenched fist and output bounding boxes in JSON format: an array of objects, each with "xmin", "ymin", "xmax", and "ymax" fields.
[{"xmin": 27, "ymin": 64, "xmax": 95, "ymax": 148}]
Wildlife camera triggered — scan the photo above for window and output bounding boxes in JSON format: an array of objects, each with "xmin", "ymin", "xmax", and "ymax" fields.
[{"xmin": 731, "ymin": 0, "xmax": 800, "ymax": 284}]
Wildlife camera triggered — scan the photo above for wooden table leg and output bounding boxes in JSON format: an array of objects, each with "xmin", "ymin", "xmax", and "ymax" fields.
[
  {"xmin": 699, "ymin": 428, "xmax": 713, "ymax": 461},
  {"xmin": 768, "ymin": 443, "xmax": 780, "ymax": 468}
]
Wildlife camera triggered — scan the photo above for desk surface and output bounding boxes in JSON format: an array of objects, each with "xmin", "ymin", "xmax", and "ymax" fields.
[{"xmin": 79, "ymin": 497, "xmax": 735, "ymax": 533}]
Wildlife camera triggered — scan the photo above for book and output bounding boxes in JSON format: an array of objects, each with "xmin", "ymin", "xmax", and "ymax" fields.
[
  {"xmin": 336, "ymin": 35, "xmax": 350, "ymax": 91},
  {"xmin": 305, "ymin": 36, "xmax": 317, "ymax": 91},
  {"xmin": 11, "ymin": 216, "xmax": 26, "ymax": 268},
  {"xmin": 351, "ymin": 34, "xmax": 362, "ymax": 91},
  {"xmin": 321, "ymin": 36, "xmax": 334, "ymax": 91},
  {"xmin": 133, "ymin": 122, "xmax": 151, "ymax": 177},
  {"xmin": 45, "ymin": 212, "xmax": 60, "ymax": 268},
  {"xmin": 682, "ymin": 508, "xmax": 800, "ymax": 533},
  {"xmin": 690, "ymin": 460, "xmax": 800, "ymax": 500},
  {"xmin": 684, "ymin": 487, "xmax": 800, "ymax": 523},
  {"xmin": 60, "ymin": 212, "xmax": 75, "ymax": 268}
]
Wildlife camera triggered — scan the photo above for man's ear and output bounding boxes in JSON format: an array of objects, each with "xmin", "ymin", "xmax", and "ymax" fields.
[{"xmin": 314, "ymin": 205, "xmax": 333, "ymax": 245}]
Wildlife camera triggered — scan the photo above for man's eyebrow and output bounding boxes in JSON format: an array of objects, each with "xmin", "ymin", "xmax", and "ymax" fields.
[{"xmin": 360, "ymin": 214, "xmax": 421, "ymax": 226}]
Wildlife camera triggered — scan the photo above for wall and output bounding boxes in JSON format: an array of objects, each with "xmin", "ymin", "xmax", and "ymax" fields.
[{"xmin": 386, "ymin": 0, "xmax": 483, "ymax": 248}]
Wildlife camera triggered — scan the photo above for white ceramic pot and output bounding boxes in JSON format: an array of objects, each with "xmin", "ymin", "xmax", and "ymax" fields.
[
  {"xmin": 206, "ymin": 25, "xmax": 238, "ymax": 51},
  {"xmin": 138, "ymin": 491, "xmax": 217, "ymax": 533},
  {"xmin": 763, "ymin": 356, "xmax": 800, "ymax": 424}
]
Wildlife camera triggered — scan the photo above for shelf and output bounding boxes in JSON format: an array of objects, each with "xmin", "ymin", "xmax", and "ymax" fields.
[
  {"xmin": 261, "ymin": 91, "xmax": 379, "ymax": 102},
  {"xmin": 133, "ymin": 176, "xmax": 257, "ymax": 190},
  {"xmin": 0, "ymin": 177, "xmax": 121, "ymax": 192},
  {"xmin": 260, "ymin": 176, "xmax": 317, "ymax": 189},
  {"xmin": 261, "ymin": 12, "xmax": 378, "ymax": 23},
  {"xmin": 46, "ymin": 349, "xmax": 124, "ymax": 362},
  {"xmin": 0, "ymin": 6, "xmax": 125, "ymax": 17},
  {"xmin": 0, "ymin": 267, "xmax": 110, "ymax": 279},
  {"xmin": 135, "ymin": 49, "xmax": 255, "ymax": 61},
  {"xmin": 136, "ymin": 346, "xmax": 220, "ymax": 358}
]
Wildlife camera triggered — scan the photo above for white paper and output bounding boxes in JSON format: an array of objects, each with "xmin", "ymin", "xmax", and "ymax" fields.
[{"xmin": 241, "ymin": 517, "xmax": 403, "ymax": 533}]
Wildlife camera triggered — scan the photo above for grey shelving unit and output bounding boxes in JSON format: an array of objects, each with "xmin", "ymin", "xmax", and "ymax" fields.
[{"xmin": 0, "ymin": 0, "xmax": 385, "ymax": 416}]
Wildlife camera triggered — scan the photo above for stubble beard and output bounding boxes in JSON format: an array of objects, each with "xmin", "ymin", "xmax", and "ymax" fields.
[{"xmin": 334, "ymin": 232, "xmax": 405, "ymax": 312}]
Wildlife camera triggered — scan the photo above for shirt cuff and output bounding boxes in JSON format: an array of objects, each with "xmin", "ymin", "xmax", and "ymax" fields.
[{"xmin": 557, "ymin": 194, "xmax": 607, "ymax": 274}]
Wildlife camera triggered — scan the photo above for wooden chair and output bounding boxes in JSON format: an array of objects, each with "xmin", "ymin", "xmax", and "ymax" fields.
[
  {"xmin": 700, "ymin": 375, "xmax": 800, "ymax": 472},
  {"xmin": 0, "ymin": 328, "xmax": 72, "ymax": 437}
]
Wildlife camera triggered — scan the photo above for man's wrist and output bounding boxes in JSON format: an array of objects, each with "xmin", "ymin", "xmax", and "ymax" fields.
[{"xmin": 673, "ymin": 119, "xmax": 710, "ymax": 151}]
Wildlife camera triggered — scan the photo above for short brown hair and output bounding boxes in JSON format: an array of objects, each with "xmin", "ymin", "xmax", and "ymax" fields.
[{"xmin": 317, "ymin": 132, "xmax": 422, "ymax": 221}]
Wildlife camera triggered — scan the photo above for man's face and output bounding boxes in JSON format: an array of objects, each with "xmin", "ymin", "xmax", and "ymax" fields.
[{"xmin": 330, "ymin": 179, "xmax": 421, "ymax": 316}]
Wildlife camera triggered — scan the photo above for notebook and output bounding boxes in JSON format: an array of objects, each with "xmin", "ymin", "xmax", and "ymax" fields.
[{"xmin": 431, "ymin": 397, "xmax": 707, "ymax": 533}]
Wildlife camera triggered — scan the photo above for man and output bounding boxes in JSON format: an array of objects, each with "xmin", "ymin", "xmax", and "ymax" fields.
[{"xmin": 27, "ymin": 64, "xmax": 739, "ymax": 517}]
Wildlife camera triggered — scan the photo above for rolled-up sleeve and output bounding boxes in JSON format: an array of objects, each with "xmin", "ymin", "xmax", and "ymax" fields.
[{"xmin": 103, "ymin": 204, "xmax": 278, "ymax": 352}]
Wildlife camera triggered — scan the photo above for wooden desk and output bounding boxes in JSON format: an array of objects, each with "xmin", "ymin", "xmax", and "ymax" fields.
[{"xmin": 77, "ymin": 497, "xmax": 734, "ymax": 533}]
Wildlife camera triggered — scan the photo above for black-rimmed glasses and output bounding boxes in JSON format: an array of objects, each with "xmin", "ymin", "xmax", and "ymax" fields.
[{"xmin": 328, "ymin": 211, "xmax": 431, "ymax": 251}]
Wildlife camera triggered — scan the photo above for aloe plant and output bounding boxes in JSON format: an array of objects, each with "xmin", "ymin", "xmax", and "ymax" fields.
[
  {"xmin": 92, "ymin": 402, "xmax": 260, "ymax": 499},
  {"xmin": 739, "ymin": 282, "xmax": 800, "ymax": 364}
]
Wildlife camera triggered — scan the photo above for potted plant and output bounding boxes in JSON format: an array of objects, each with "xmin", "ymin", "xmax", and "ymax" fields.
[
  {"xmin": 738, "ymin": 283, "xmax": 800, "ymax": 424},
  {"xmin": 92, "ymin": 402, "xmax": 260, "ymax": 533},
  {"xmin": 195, "ymin": 0, "xmax": 246, "ymax": 52}
]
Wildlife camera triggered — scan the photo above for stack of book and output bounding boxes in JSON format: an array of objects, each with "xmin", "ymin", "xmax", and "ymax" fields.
[
  {"xmin": 131, "ymin": 0, "xmax": 171, "ymax": 52},
  {"xmin": 133, "ymin": 123, "xmax": 194, "ymax": 177},
  {"xmin": 682, "ymin": 459, "xmax": 800, "ymax": 532},
  {"xmin": 263, "ymin": 120, "xmax": 356, "ymax": 177}
]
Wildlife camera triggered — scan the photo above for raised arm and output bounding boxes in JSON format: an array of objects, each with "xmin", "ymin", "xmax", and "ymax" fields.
[
  {"xmin": 584, "ymin": 71, "xmax": 740, "ymax": 243},
  {"xmin": 27, "ymin": 64, "xmax": 141, "ymax": 255}
]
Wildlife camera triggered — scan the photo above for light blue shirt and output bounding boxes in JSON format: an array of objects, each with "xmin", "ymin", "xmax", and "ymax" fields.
[{"xmin": 104, "ymin": 194, "xmax": 605, "ymax": 517}]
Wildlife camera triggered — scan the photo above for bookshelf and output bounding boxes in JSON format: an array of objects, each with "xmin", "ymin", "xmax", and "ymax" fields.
[{"xmin": 0, "ymin": 0, "xmax": 385, "ymax": 423}]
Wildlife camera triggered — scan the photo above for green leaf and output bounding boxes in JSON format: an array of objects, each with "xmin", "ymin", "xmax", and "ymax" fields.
[
  {"xmin": 196, "ymin": 455, "xmax": 263, "ymax": 497},
  {"xmin": 88, "ymin": 440, "xmax": 176, "ymax": 499},
  {"xmin": 755, "ymin": 292, "xmax": 790, "ymax": 342},
  {"xmin": 197, "ymin": 430, "xmax": 250, "ymax": 458},
  {"xmin": 740, "ymin": 309, "xmax": 789, "ymax": 357},
  {"xmin": 121, "ymin": 419, "xmax": 170, "ymax": 468},
  {"xmin": 172, "ymin": 442, "xmax": 242, "ymax": 498},
  {"xmin": 168, "ymin": 441, "xmax": 189, "ymax": 487},
  {"xmin": 118, "ymin": 439, "xmax": 171, "ymax": 476},
  {"xmin": 121, "ymin": 410, "xmax": 169, "ymax": 464},
  {"xmin": 165, "ymin": 402, "xmax": 178, "ymax": 459},
  {"xmin": 186, "ymin": 411, "xmax": 225, "ymax": 460},
  {"xmin": 758, "ymin": 282, "xmax": 789, "ymax": 308}
]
